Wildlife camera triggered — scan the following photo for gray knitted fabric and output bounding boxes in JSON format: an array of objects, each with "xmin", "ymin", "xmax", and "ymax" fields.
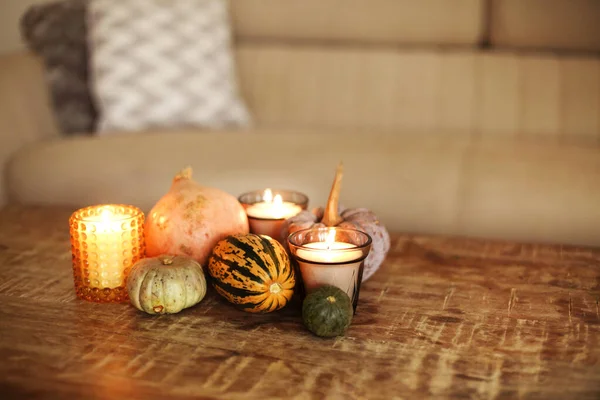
[{"xmin": 21, "ymin": 0, "xmax": 96, "ymax": 135}]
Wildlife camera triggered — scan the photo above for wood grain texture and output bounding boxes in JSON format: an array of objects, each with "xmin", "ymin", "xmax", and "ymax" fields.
[{"xmin": 0, "ymin": 205, "xmax": 599, "ymax": 399}]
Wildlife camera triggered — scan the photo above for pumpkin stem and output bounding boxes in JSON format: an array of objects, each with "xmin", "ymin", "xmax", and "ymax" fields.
[
  {"xmin": 322, "ymin": 163, "xmax": 344, "ymax": 227},
  {"xmin": 161, "ymin": 257, "xmax": 174, "ymax": 265},
  {"xmin": 174, "ymin": 167, "xmax": 193, "ymax": 181}
]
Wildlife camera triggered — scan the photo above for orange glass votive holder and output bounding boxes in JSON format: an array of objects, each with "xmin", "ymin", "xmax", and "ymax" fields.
[{"xmin": 70, "ymin": 204, "xmax": 145, "ymax": 303}]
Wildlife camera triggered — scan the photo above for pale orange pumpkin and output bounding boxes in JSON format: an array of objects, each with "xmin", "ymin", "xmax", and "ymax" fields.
[
  {"xmin": 145, "ymin": 167, "xmax": 249, "ymax": 265},
  {"xmin": 282, "ymin": 164, "xmax": 390, "ymax": 281}
]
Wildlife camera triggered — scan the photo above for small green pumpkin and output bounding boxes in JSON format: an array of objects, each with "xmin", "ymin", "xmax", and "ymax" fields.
[
  {"xmin": 208, "ymin": 234, "xmax": 295, "ymax": 313},
  {"xmin": 302, "ymin": 285, "xmax": 353, "ymax": 337},
  {"xmin": 126, "ymin": 255, "xmax": 207, "ymax": 315}
]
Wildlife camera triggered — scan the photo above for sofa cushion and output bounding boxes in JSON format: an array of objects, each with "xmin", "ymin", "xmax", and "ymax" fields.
[
  {"xmin": 7, "ymin": 129, "xmax": 600, "ymax": 247},
  {"xmin": 88, "ymin": 0, "xmax": 250, "ymax": 133},
  {"xmin": 236, "ymin": 44, "xmax": 600, "ymax": 141},
  {"xmin": 20, "ymin": 0, "xmax": 95, "ymax": 135},
  {"xmin": 0, "ymin": 52, "xmax": 62, "ymax": 207},
  {"xmin": 490, "ymin": 0, "xmax": 600, "ymax": 53},
  {"xmin": 231, "ymin": 0, "xmax": 485, "ymax": 47}
]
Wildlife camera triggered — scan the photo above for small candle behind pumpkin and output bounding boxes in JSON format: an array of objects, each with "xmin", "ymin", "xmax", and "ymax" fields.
[
  {"xmin": 239, "ymin": 188, "xmax": 308, "ymax": 242},
  {"xmin": 245, "ymin": 189, "xmax": 303, "ymax": 220}
]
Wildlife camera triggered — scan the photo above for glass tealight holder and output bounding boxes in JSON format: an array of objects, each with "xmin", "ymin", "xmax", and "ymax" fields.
[
  {"xmin": 287, "ymin": 227, "xmax": 372, "ymax": 313},
  {"xmin": 238, "ymin": 189, "xmax": 308, "ymax": 242},
  {"xmin": 70, "ymin": 204, "xmax": 145, "ymax": 303}
]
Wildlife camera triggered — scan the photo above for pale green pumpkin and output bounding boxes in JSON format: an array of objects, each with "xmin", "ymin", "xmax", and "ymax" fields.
[{"xmin": 127, "ymin": 255, "xmax": 207, "ymax": 314}]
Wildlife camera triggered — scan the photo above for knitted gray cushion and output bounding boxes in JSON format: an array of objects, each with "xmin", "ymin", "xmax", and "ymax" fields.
[{"xmin": 21, "ymin": 0, "xmax": 96, "ymax": 135}]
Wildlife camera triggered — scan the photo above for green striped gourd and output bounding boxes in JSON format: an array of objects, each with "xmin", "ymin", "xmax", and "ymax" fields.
[{"xmin": 208, "ymin": 234, "xmax": 295, "ymax": 313}]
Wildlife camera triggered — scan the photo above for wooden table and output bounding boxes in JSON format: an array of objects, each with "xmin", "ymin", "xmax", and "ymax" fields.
[{"xmin": 0, "ymin": 206, "xmax": 599, "ymax": 399}]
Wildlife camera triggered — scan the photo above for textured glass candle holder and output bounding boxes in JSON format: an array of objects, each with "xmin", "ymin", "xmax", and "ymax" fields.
[
  {"xmin": 288, "ymin": 227, "xmax": 372, "ymax": 313},
  {"xmin": 70, "ymin": 204, "xmax": 145, "ymax": 303},
  {"xmin": 238, "ymin": 189, "xmax": 308, "ymax": 242}
]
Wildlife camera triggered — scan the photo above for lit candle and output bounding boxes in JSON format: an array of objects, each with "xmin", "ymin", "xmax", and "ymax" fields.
[
  {"xmin": 296, "ymin": 230, "xmax": 363, "ymax": 263},
  {"xmin": 70, "ymin": 204, "xmax": 145, "ymax": 303},
  {"xmin": 289, "ymin": 228, "xmax": 372, "ymax": 312},
  {"xmin": 245, "ymin": 189, "xmax": 302, "ymax": 220},
  {"xmin": 240, "ymin": 189, "xmax": 306, "ymax": 241}
]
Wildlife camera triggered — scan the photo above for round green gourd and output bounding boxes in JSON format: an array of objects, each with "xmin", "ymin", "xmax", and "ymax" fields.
[{"xmin": 302, "ymin": 285, "xmax": 353, "ymax": 337}]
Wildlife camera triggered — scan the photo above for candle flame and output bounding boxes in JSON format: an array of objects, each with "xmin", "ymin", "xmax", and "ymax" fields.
[
  {"xmin": 263, "ymin": 188, "xmax": 273, "ymax": 203},
  {"xmin": 325, "ymin": 229, "xmax": 336, "ymax": 250},
  {"xmin": 100, "ymin": 208, "xmax": 113, "ymax": 222},
  {"xmin": 96, "ymin": 207, "xmax": 117, "ymax": 233},
  {"xmin": 273, "ymin": 194, "xmax": 283, "ymax": 206}
]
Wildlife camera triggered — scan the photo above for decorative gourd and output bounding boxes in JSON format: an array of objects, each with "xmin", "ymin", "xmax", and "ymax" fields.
[
  {"xmin": 282, "ymin": 164, "xmax": 390, "ymax": 281},
  {"xmin": 145, "ymin": 167, "xmax": 249, "ymax": 265},
  {"xmin": 302, "ymin": 285, "xmax": 353, "ymax": 337},
  {"xmin": 208, "ymin": 234, "xmax": 295, "ymax": 313},
  {"xmin": 127, "ymin": 255, "xmax": 207, "ymax": 315}
]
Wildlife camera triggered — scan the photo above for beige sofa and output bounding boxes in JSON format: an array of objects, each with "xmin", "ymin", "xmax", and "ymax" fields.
[{"xmin": 1, "ymin": 0, "xmax": 599, "ymax": 247}]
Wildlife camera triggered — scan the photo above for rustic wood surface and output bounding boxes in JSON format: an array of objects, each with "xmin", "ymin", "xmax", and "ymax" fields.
[{"xmin": 0, "ymin": 205, "xmax": 599, "ymax": 400}]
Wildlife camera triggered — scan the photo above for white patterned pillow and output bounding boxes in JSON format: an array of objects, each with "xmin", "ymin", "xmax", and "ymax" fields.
[{"xmin": 88, "ymin": 0, "xmax": 250, "ymax": 133}]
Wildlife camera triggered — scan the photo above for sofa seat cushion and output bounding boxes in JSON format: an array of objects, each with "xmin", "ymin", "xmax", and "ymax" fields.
[{"xmin": 7, "ymin": 128, "xmax": 600, "ymax": 247}]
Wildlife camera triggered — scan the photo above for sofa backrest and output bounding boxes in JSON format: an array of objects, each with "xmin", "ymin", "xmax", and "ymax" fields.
[
  {"xmin": 230, "ymin": 0, "xmax": 600, "ymax": 142},
  {"xmin": 490, "ymin": 0, "xmax": 600, "ymax": 53},
  {"xmin": 229, "ymin": 0, "xmax": 600, "ymax": 54},
  {"xmin": 230, "ymin": 0, "xmax": 485, "ymax": 47}
]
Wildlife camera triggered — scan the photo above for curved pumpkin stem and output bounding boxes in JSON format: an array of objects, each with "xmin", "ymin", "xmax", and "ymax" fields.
[
  {"xmin": 175, "ymin": 166, "xmax": 193, "ymax": 181},
  {"xmin": 322, "ymin": 163, "xmax": 344, "ymax": 227}
]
